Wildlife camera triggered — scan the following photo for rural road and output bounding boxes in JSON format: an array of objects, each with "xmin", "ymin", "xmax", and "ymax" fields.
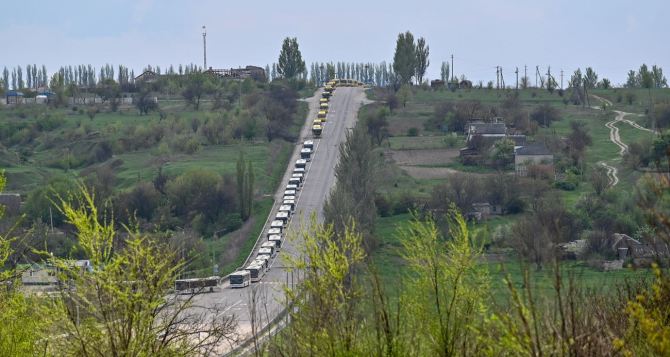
[
  {"xmin": 190, "ymin": 86, "xmax": 367, "ymax": 354},
  {"xmin": 591, "ymin": 95, "xmax": 654, "ymax": 187}
]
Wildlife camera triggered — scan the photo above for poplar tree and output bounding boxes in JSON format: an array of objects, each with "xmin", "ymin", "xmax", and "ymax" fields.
[
  {"xmin": 277, "ymin": 37, "xmax": 306, "ymax": 79},
  {"xmin": 392, "ymin": 31, "xmax": 417, "ymax": 85},
  {"xmin": 415, "ymin": 37, "xmax": 430, "ymax": 84}
]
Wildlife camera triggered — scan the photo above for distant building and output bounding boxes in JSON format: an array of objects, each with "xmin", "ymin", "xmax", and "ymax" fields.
[
  {"xmin": 460, "ymin": 119, "xmax": 527, "ymax": 161},
  {"xmin": 5, "ymin": 90, "xmax": 24, "ymax": 105},
  {"xmin": 134, "ymin": 70, "xmax": 160, "ymax": 84},
  {"xmin": 514, "ymin": 144, "xmax": 554, "ymax": 176},
  {"xmin": 204, "ymin": 65, "xmax": 266, "ymax": 81}
]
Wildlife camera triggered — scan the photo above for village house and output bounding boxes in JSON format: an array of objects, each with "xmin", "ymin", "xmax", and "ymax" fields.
[{"xmin": 514, "ymin": 143, "xmax": 554, "ymax": 176}]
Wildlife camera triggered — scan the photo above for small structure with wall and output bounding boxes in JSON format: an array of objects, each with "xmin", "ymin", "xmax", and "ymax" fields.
[
  {"xmin": 5, "ymin": 90, "xmax": 24, "ymax": 105},
  {"xmin": 514, "ymin": 144, "xmax": 554, "ymax": 176}
]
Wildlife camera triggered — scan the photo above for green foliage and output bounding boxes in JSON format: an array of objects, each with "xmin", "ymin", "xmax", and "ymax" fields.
[
  {"xmin": 393, "ymin": 31, "xmax": 417, "ymax": 86},
  {"xmin": 50, "ymin": 185, "xmax": 236, "ymax": 355},
  {"xmin": 400, "ymin": 208, "xmax": 489, "ymax": 355},
  {"xmin": 277, "ymin": 37, "xmax": 306, "ymax": 79},
  {"xmin": 414, "ymin": 37, "xmax": 430, "ymax": 85}
]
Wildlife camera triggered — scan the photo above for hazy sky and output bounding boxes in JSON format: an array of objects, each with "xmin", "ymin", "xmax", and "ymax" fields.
[{"xmin": 1, "ymin": 0, "xmax": 667, "ymax": 85}]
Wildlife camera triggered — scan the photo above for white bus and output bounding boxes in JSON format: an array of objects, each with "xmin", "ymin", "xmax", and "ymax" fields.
[
  {"xmin": 291, "ymin": 173, "xmax": 304, "ymax": 183},
  {"xmin": 282, "ymin": 200, "xmax": 295, "ymax": 211},
  {"xmin": 245, "ymin": 265, "xmax": 264, "ymax": 283},
  {"xmin": 275, "ymin": 211, "xmax": 290, "ymax": 225},
  {"xmin": 268, "ymin": 234, "xmax": 283, "ymax": 249},
  {"xmin": 303, "ymin": 140, "xmax": 314, "ymax": 150},
  {"xmin": 278, "ymin": 204, "xmax": 292, "ymax": 213},
  {"xmin": 175, "ymin": 276, "xmax": 219, "ymax": 294},
  {"xmin": 252, "ymin": 257, "xmax": 269, "ymax": 272},
  {"xmin": 300, "ymin": 148, "xmax": 313, "ymax": 161},
  {"xmin": 288, "ymin": 177, "xmax": 302, "ymax": 187},
  {"xmin": 267, "ymin": 228, "xmax": 282, "ymax": 238},
  {"xmin": 283, "ymin": 195, "xmax": 296, "ymax": 201},
  {"xmin": 295, "ymin": 159, "xmax": 307, "ymax": 168},
  {"xmin": 261, "ymin": 241, "xmax": 277, "ymax": 255},
  {"xmin": 258, "ymin": 247, "xmax": 273, "ymax": 256},
  {"xmin": 284, "ymin": 189, "xmax": 296, "ymax": 197},
  {"xmin": 270, "ymin": 220, "xmax": 284, "ymax": 231},
  {"xmin": 293, "ymin": 167, "xmax": 306, "ymax": 175},
  {"xmin": 286, "ymin": 184, "xmax": 299, "ymax": 191},
  {"xmin": 229, "ymin": 271, "xmax": 251, "ymax": 288}
]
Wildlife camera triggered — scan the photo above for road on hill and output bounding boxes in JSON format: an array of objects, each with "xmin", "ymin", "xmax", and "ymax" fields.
[
  {"xmin": 591, "ymin": 95, "xmax": 654, "ymax": 187},
  {"xmin": 189, "ymin": 86, "xmax": 368, "ymax": 354}
]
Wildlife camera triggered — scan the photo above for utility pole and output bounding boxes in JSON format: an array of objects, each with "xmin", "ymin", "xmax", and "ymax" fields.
[
  {"xmin": 547, "ymin": 66, "xmax": 551, "ymax": 89},
  {"xmin": 451, "ymin": 54, "xmax": 454, "ymax": 83},
  {"xmin": 500, "ymin": 67, "xmax": 505, "ymax": 89},
  {"xmin": 515, "ymin": 67, "xmax": 519, "ymax": 90},
  {"xmin": 202, "ymin": 25, "xmax": 207, "ymax": 70},
  {"xmin": 560, "ymin": 70, "xmax": 564, "ymax": 90},
  {"xmin": 524, "ymin": 65, "xmax": 527, "ymax": 88},
  {"xmin": 535, "ymin": 66, "xmax": 539, "ymax": 87},
  {"xmin": 496, "ymin": 66, "xmax": 499, "ymax": 89}
]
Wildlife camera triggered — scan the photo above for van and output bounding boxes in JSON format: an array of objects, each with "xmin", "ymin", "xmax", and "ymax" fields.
[
  {"xmin": 295, "ymin": 159, "xmax": 307, "ymax": 168},
  {"xmin": 245, "ymin": 264, "xmax": 264, "ymax": 283},
  {"xmin": 229, "ymin": 270, "xmax": 251, "ymax": 288},
  {"xmin": 268, "ymin": 234, "xmax": 283, "ymax": 249}
]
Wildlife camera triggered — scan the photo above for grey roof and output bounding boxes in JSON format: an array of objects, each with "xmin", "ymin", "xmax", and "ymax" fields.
[
  {"xmin": 470, "ymin": 122, "xmax": 506, "ymax": 135},
  {"xmin": 516, "ymin": 144, "xmax": 552, "ymax": 156}
]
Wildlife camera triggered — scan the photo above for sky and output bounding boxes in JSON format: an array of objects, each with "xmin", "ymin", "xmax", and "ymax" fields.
[{"xmin": 1, "ymin": 0, "xmax": 668, "ymax": 86}]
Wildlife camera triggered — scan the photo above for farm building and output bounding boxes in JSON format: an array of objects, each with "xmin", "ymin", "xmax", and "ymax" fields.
[{"xmin": 514, "ymin": 144, "xmax": 554, "ymax": 176}]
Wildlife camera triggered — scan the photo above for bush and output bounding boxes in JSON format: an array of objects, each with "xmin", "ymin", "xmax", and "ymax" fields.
[
  {"xmin": 530, "ymin": 103, "xmax": 561, "ymax": 127},
  {"xmin": 407, "ymin": 127, "xmax": 419, "ymax": 137},
  {"xmin": 392, "ymin": 192, "xmax": 419, "ymax": 215},
  {"xmin": 554, "ymin": 180, "xmax": 576, "ymax": 191},
  {"xmin": 375, "ymin": 195, "xmax": 392, "ymax": 217},
  {"xmin": 505, "ymin": 197, "xmax": 526, "ymax": 214}
]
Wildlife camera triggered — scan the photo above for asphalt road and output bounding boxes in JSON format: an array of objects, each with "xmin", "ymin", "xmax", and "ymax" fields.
[{"xmin": 191, "ymin": 86, "xmax": 367, "ymax": 353}]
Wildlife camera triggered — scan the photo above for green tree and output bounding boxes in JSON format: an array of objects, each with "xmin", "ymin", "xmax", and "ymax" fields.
[
  {"xmin": 50, "ymin": 185, "xmax": 236, "ymax": 356},
  {"xmin": 135, "ymin": 85, "xmax": 158, "ymax": 115},
  {"xmin": 415, "ymin": 37, "xmax": 430, "ymax": 85},
  {"xmin": 625, "ymin": 69, "xmax": 638, "ymax": 87},
  {"xmin": 0, "ymin": 173, "xmax": 53, "ymax": 356},
  {"xmin": 490, "ymin": 138, "xmax": 515, "ymax": 170},
  {"xmin": 651, "ymin": 65, "xmax": 668, "ymax": 88},
  {"xmin": 440, "ymin": 61, "xmax": 450, "ymax": 83},
  {"xmin": 400, "ymin": 208, "xmax": 490, "ymax": 356},
  {"xmin": 392, "ymin": 31, "xmax": 417, "ymax": 86},
  {"xmin": 236, "ymin": 152, "xmax": 253, "ymax": 220},
  {"xmin": 277, "ymin": 37, "xmax": 306, "ymax": 79},
  {"xmin": 397, "ymin": 84, "xmax": 412, "ymax": 107},
  {"xmin": 584, "ymin": 67, "xmax": 598, "ymax": 89},
  {"xmin": 324, "ymin": 123, "xmax": 378, "ymax": 249},
  {"xmin": 598, "ymin": 78, "xmax": 611, "ymax": 89},
  {"xmin": 182, "ymin": 71, "xmax": 212, "ymax": 110}
]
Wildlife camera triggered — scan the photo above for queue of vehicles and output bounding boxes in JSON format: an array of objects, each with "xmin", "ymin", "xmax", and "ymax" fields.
[{"xmin": 231, "ymin": 81, "xmax": 338, "ymax": 288}]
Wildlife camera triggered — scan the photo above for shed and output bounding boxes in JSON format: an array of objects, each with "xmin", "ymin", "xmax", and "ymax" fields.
[
  {"xmin": 5, "ymin": 90, "xmax": 24, "ymax": 105},
  {"xmin": 514, "ymin": 144, "xmax": 554, "ymax": 176}
]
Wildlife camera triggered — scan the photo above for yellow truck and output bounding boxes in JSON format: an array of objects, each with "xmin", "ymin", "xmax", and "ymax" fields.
[{"xmin": 317, "ymin": 110, "xmax": 327, "ymax": 121}]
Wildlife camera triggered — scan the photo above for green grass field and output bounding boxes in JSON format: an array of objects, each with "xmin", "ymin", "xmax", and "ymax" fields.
[{"xmin": 372, "ymin": 213, "xmax": 652, "ymax": 300}]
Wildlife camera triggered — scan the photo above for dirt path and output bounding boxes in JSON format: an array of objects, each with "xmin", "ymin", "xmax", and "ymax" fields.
[{"xmin": 591, "ymin": 95, "xmax": 655, "ymax": 187}]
